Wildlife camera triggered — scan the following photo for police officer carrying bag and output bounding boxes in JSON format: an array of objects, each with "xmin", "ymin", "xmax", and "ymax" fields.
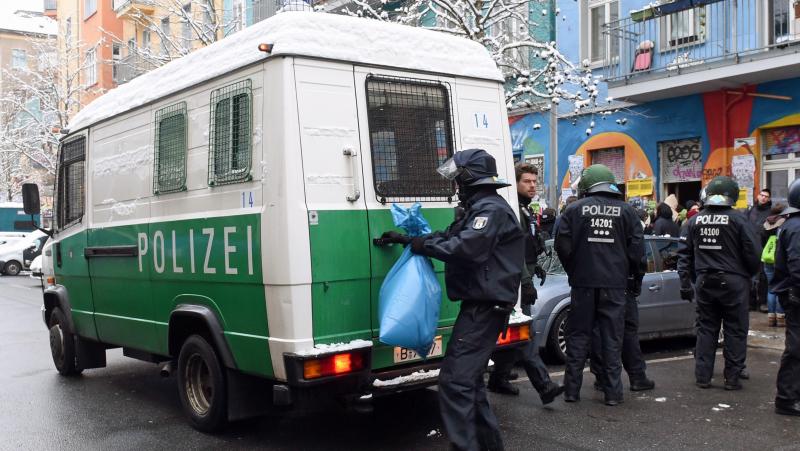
[
  {"xmin": 677, "ymin": 176, "xmax": 762, "ymax": 390},
  {"xmin": 771, "ymin": 178, "xmax": 800, "ymax": 416},
  {"xmin": 380, "ymin": 149, "xmax": 524, "ymax": 451}
]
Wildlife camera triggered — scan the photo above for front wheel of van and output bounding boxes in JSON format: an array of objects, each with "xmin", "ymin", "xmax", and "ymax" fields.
[
  {"xmin": 48, "ymin": 307, "xmax": 81, "ymax": 376},
  {"xmin": 177, "ymin": 335, "xmax": 228, "ymax": 432}
]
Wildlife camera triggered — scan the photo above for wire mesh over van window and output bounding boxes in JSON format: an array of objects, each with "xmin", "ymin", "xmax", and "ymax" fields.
[
  {"xmin": 153, "ymin": 102, "xmax": 187, "ymax": 194},
  {"xmin": 56, "ymin": 136, "xmax": 86, "ymax": 228},
  {"xmin": 209, "ymin": 80, "xmax": 252, "ymax": 185},
  {"xmin": 365, "ymin": 75, "xmax": 456, "ymax": 203}
]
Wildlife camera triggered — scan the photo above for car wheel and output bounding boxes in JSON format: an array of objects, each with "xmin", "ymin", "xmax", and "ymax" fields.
[
  {"xmin": 177, "ymin": 335, "xmax": 228, "ymax": 432},
  {"xmin": 547, "ymin": 308, "xmax": 570, "ymax": 364},
  {"xmin": 4, "ymin": 260, "xmax": 21, "ymax": 276},
  {"xmin": 48, "ymin": 307, "xmax": 81, "ymax": 376}
]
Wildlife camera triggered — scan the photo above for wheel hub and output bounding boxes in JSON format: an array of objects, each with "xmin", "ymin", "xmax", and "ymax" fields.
[{"xmin": 184, "ymin": 353, "xmax": 213, "ymax": 416}]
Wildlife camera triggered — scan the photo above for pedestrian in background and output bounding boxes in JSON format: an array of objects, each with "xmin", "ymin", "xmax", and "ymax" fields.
[
  {"xmin": 381, "ymin": 148, "xmax": 524, "ymax": 451},
  {"xmin": 555, "ymin": 164, "xmax": 644, "ymax": 406},
  {"xmin": 762, "ymin": 204, "xmax": 786, "ymax": 327},
  {"xmin": 653, "ymin": 202, "xmax": 680, "ymax": 237},
  {"xmin": 771, "ymin": 178, "xmax": 800, "ymax": 417},
  {"xmin": 678, "ymin": 176, "xmax": 762, "ymax": 391},
  {"xmin": 748, "ymin": 189, "xmax": 774, "ymax": 313}
]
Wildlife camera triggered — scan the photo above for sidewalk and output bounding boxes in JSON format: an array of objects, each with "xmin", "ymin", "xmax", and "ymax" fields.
[{"xmin": 747, "ymin": 310, "xmax": 786, "ymax": 351}]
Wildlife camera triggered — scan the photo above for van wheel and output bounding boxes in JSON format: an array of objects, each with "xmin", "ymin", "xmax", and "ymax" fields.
[
  {"xmin": 4, "ymin": 260, "xmax": 21, "ymax": 276},
  {"xmin": 177, "ymin": 335, "xmax": 228, "ymax": 432},
  {"xmin": 547, "ymin": 308, "xmax": 570, "ymax": 364},
  {"xmin": 48, "ymin": 307, "xmax": 81, "ymax": 375}
]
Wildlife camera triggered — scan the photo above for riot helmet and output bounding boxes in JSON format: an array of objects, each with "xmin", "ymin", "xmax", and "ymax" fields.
[
  {"xmin": 782, "ymin": 178, "xmax": 800, "ymax": 215},
  {"xmin": 577, "ymin": 164, "xmax": 621, "ymax": 197},
  {"xmin": 703, "ymin": 176, "xmax": 739, "ymax": 207},
  {"xmin": 437, "ymin": 149, "xmax": 511, "ymax": 189}
]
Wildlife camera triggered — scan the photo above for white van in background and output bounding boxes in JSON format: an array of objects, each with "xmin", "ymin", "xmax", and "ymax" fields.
[{"xmin": 0, "ymin": 229, "xmax": 47, "ymax": 275}]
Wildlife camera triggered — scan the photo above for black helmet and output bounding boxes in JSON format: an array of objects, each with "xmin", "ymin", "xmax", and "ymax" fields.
[
  {"xmin": 436, "ymin": 149, "xmax": 511, "ymax": 188},
  {"xmin": 703, "ymin": 176, "xmax": 739, "ymax": 207},
  {"xmin": 783, "ymin": 178, "xmax": 800, "ymax": 215},
  {"xmin": 577, "ymin": 164, "xmax": 621, "ymax": 197}
]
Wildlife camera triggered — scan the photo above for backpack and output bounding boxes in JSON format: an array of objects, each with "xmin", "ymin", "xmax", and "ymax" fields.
[{"xmin": 762, "ymin": 235, "xmax": 777, "ymax": 264}]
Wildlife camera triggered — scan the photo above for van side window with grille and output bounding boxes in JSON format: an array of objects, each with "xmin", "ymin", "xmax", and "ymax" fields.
[
  {"xmin": 365, "ymin": 75, "xmax": 456, "ymax": 203},
  {"xmin": 209, "ymin": 79, "xmax": 252, "ymax": 185},
  {"xmin": 57, "ymin": 137, "xmax": 86, "ymax": 228},
  {"xmin": 153, "ymin": 102, "xmax": 187, "ymax": 194}
]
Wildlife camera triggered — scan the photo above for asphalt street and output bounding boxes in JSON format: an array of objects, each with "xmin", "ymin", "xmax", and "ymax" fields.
[{"xmin": 1, "ymin": 275, "xmax": 799, "ymax": 450}]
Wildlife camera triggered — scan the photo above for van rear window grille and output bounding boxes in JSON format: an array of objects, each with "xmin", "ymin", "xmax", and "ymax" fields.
[
  {"xmin": 57, "ymin": 136, "xmax": 86, "ymax": 228},
  {"xmin": 365, "ymin": 75, "xmax": 456, "ymax": 203},
  {"xmin": 153, "ymin": 102, "xmax": 187, "ymax": 194},
  {"xmin": 209, "ymin": 79, "xmax": 252, "ymax": 186}
]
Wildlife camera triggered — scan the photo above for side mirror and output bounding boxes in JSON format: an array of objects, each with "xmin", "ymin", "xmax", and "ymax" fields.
[{"xmin": 22, "ymin": 183, "xmax": 40, "ymax": 215}]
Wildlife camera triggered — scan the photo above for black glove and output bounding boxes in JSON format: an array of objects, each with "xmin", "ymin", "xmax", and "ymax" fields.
[
  {"xmin": 409, "ymin": 237, "xmax": 426, "ymax": 254},
  {"xmin": 379, "ymin": 231, "xmax": 411, "ymax": 245},
  {"xmin": 533, "ymin": 265, "xmax": 547, "ymax": 286},
  {"xmin": 521, "ymin": 283, "xmax": 537, "ymax": 306},
  {"xmin": 626, "ymin": 276, "xmax": 641, "ymax": 297},
  {"xmin": 680, "ymin": 288, "xmax": 694, "ymax": 302}
]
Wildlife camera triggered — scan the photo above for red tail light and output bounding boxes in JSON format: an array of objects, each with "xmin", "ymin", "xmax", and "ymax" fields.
[
  {"xmin": 303, "ymin": 352, "xmax": 365, "ymax": 380},
  {"xmin": 497, "ymin": 324, "xmax": 531, "ymax": 346}
]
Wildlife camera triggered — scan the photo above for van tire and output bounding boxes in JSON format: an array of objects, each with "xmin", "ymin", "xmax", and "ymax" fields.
[
  {"xmin": 4, "ymin": 260, "xmax": 21, "ymax": 276},
  {"xmin": 546, "ymin": 308, "xmax": 570, "ymax": 364},
  {"xmin": 48, "ymin": 307, "xmax": 81, "ymax": 376},
  {"xmin": 177, "ymin": 334, "xmax": 228, "ymax": 432}
]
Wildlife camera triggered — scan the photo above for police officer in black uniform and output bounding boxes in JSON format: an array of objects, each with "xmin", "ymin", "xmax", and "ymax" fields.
[
  {"xmin": 487, "ymin": 162, "xmax": 564, "ymax": 405},
  {"xmin": 677, "ymin": 176, "xmax": 761, "ymax": 390},
  {"xmin": 380, "ymin": 148, "xmax": 524, "ymax": 451},
  {"xmin": 555, "ymin": 164, "xmax": 644, "ymax": 406},
  {"xmin": 771, "ymin": 178, "xmax": 800, "ymax": 416}
]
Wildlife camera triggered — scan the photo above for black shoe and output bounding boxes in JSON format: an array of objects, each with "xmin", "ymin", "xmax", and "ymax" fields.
[
  {"xmin": 724, "ymin": 379, "xmax": 743, "ymax": 391},
  {"xmin": 696, "ymin": 381, "xmax": 711, "ymax": 389},
  {"xmin": 506, "ymin": 371, "xmax": 519, "ymax": 381},
  {"xmin": 538, "ymin": 382, "xmax": 565, "ymax": 405},
  {"xmin": 630, "ymin": 378, "xmax": 655, "ymax": 392},
  {"xmin": 487, "ymin": 377, "xmax": 520, "ymax": 396},
  {"xmin": 604, "ymin": 397, "xmax": 623, "ymax": 406},
  {"xmin": 564, "ymin": 393, "xmax": 580, "ymax": 403},
  {"xmin": 775, "ymin": 400, "xmax": 800, "ymax": 416},
  {"xmin": 739, "ymin": 369, "xmax": 750, "ymax": 380}
]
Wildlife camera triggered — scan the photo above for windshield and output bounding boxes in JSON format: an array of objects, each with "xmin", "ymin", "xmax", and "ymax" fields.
[{"xmin": 537, "ymin": 239, "xmax": 566, "ymax": 275}]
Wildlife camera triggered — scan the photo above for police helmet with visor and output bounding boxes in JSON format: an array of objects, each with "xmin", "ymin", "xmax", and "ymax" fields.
[
  {"xmin": 437, "ymin": 148, "xmax": 511, "ymax": 189},
  {"xmin": 782, "ymin": 178, "xmax": 800, "ymax": 215},
  {"xmin": 577, "ymin": 164, "xmax": 621, "ymax": 197},
  {"xmin": 702, "ymin": 176, "xmax": 739, "ymax": 207}
]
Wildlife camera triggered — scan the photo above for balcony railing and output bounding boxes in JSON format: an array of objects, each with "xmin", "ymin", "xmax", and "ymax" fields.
[
  {"xmin": 602, "ymin": 0, "xmax": 800, "ymax": 85},
  {"xmin": 112, "ymin": 0, "xmax": 156, "ymax": 13},
  {"xmin": 113, "ymin": 53, "xmax": 157, "ymax": 85}
]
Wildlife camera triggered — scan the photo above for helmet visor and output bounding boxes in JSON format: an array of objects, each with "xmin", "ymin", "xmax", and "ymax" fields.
[{"xmin": 436, "ymin": 157, "xmax": 462, "ymax": 180}]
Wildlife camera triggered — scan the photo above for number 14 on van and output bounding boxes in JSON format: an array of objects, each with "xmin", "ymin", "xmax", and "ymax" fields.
[{"xmin": 242, "ymin": 191, "xmax": 255, "ymax": 209}]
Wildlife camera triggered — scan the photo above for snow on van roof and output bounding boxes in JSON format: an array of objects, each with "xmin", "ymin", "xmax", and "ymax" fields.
[{"xmin": 67, "ymin": 12, "xmax": 503, "ymax": 132}]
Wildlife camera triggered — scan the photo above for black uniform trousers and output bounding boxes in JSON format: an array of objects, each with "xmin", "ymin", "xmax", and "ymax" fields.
[
  {"xmin": 438, "ymin": 302, "xmax": 507, "ymax": 451},
  {"xmin": 564, "ymin": 287, "xmax": 626, "ymax": 401},
  {"xmin": 590, "ymin": 292, "xmax": 647, "ymax": 385},
  {"xmin": 776, "ymin": 301, "xmax": 800, "ymax": 404},
  {"xmin": 694, "ymin": 272, "xmax": 749, "ymax": 384},
  {"xmin": 491, "ymin": 334, "xmax": 552, "ymax": 393}
]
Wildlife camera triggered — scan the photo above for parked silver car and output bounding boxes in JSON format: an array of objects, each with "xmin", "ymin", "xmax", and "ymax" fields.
[{"xmin": 532, "ymin": 236, "xmax": 696, "ymax": 363}]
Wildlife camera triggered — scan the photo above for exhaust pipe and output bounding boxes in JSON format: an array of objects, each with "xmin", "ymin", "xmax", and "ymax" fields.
[{"xmin": 160, "ymin": 361, "xmax": 173, "ymax": 378}]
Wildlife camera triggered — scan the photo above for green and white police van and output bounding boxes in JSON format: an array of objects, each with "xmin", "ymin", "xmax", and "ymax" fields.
[{"xmin": 25, "ymin": 12, "xmax": 531, "ymax": 431}]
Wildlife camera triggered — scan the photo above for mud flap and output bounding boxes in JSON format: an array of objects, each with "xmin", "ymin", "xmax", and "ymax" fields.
[
  {"xmin": 76, "ymin": 337, "xmax": 107, "ymax": 370},
  {"xmin": 226, "ymin": 369, "xmax": 274, "ymax": 422}
]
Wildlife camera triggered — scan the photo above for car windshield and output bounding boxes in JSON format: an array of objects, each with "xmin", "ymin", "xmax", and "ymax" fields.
[
  {"xmin": 538, "ymin": 238, "xmax": 663, "ymax": 276},
  {"xmin": 538, "ymin": 239, "xmax": 566, "ymax": 275}
]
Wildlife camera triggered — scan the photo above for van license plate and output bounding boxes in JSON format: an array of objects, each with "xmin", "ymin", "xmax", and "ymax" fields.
[{"xmin": 393, "ymin": 336, "xmax": 443, "ymax": 363}]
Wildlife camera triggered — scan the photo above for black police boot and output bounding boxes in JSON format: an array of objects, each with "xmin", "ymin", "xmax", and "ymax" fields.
[
  {"xmin": 538, "ymin": 382, "xmax": 565, "ymax": 405},
  {"xmin": 775, "ymin": 400, "xmax": 800, "ymax": 416},
  {"xmin": 506, "ymin": 371, "xmax": 519, "ymax": 381},
  {"xmin": 487, "ymin": 376, "xmax": 519, "ymax": 396},
  {"xmin": 724, "ymin": 379, "xmax": 743, "ymax": 391},
  {"xmin": 563, "ymin": 392, "xmax": 580, "ymax": 403},
  {"xmin": 630, "ymin": 377, "xmax": 655, "ymax": 392},
  {"xmin": 739, "ymin": 368, "xmax": 750, "ymax": 380},
  {"xmin": 696, "ymin": 380, "xmax": 712, "ymax": 389},
  {"xmin": 604, "ymin": 396, "xmax": 624, "ymax": 407}
]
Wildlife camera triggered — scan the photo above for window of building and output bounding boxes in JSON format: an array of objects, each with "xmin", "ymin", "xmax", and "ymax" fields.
[
  {"xmin": 154, "ymin": 102, "xmax": 188, "ymax": 193},
  {"xmin": 161, "ymin": 17, "xmax": 170, "ymax": 55},
  {"xmin": 57, "ymin": 137, "xmax": 86, "ymax": 228},
  {"xmin": 84, "ymin": 0, "xmax": 97, "ymax": 19},
  {"xmin": 65, "ymin": 18, "xmax": 72, "ymax": 47},
  {"xmin": 182, "ymin": 3, "xmax": 192, "ymax": 51},
  {"xmin": 590, "ymin": 146, "xmax": 626, "ymax": 196},
  {"xmin": 112, "ymin": 43, "xmax": 122, "ymax": 82},
  {"xmin": 142, "ymin": 30, "xmax": 151, "ymax": 52},
  {"xmin": 11, "ymin": 49, "xmax": 27, "ymax": 69},
  {"xmin": 84, "ymin": 47, "xmax": 97, "ymax": 86},
  {"xmin": 365, "ymin": 75, "xmax": 456, "ymax": 203},
  {"xmin": 583, "ymin": 0, "xmax": 619, "ymax": 64},
  {"xmin": 209, "ymin": 80, "xmax": 252, "ymax": 185},
  {"xmin": 661, "ymin": 8, "xmax": 705, "ymax": 50},
  {"xmin": 761, "ymin": 125, "xmax": 800, "ymax": 205}
]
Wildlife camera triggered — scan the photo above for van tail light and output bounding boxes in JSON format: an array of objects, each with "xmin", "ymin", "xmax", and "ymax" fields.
[
  {"xmin": 496, "ymin": 323, "xmax": 531, "ymax": 346},
  {"xmin": 303, "ymin": 352, "xmax": 365, "ymax": 380}
]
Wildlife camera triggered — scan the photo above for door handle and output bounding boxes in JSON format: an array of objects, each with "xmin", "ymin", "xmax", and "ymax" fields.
[
  {"xmin": 343, "ymin": 147, "xmax": 361, "ymax": 202},
  {"xmin": 648, "ymin": 284, "xmax": 661, "ymax": 292}
]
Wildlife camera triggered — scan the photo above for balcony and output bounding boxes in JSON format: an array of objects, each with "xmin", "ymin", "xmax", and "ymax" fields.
[
  {"xmin": 601, "ymin": 0, "xmax": 800, "ymax": 103},
  {"xmin": 113, "ymin": 0, "xmax": 156, "ymax": 18},
  {"xmin": 113, "ymin": 53, "xmax": 157, "ymax": 85}
]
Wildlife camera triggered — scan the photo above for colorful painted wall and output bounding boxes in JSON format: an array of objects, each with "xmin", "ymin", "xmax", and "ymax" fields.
[{"xmin": 509, "ymin": 76, "xmax": 800, "ymax": 205}]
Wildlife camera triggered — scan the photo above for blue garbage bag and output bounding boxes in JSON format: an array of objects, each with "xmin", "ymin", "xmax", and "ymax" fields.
[{"xmin": 378, "ymin": 203, "xmax": 442, "ymax": 358}]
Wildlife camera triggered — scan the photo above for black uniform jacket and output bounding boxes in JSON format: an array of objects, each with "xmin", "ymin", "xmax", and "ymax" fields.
[
  {"xmin": 771, "ymin": 214, "xmax": 800, "ymax": 294},
  {"xmin": 554, "ymin": 193, "xmax": 644, "ymax": 289},
  {"xmin": 677, "ymin": 206, "xmax": 762, "ymax": 290},
  {"xmin": 416, "ymin": 190, "xmax": 524, "ymax": 305}
]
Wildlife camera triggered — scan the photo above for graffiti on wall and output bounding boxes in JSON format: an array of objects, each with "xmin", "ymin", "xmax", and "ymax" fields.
[{"xmin": 660, "ymin": 138, "xmax": 703, "ymax": 183}]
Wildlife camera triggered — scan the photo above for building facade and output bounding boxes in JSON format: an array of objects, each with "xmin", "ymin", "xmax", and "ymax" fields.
[{"xmin": 511, "ymin": 0, "xmax": 800, "ymax": 208}]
